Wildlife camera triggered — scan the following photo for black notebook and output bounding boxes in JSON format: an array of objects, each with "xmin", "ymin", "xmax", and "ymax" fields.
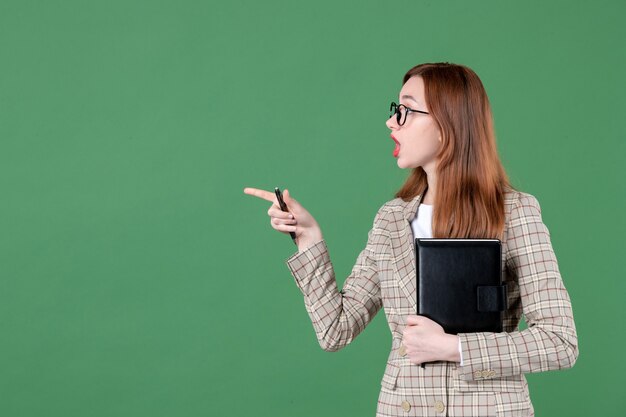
[{"xmin": 415, "ymin": 238, "xmax": 507, "ymax": 334}]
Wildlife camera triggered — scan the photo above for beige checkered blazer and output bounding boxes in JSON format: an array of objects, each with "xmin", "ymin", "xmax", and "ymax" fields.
[{"xmin": 286, "ymin": 189, "xmax": 578, "ymax": 417}]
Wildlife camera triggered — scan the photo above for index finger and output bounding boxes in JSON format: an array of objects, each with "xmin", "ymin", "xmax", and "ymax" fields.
[{"xmin": 243, "ymin": 187, "xmax": 277, "ymax": 204}]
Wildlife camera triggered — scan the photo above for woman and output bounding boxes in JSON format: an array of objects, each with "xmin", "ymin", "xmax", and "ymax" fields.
[{"xmin": 244, "ymin": 62, "xmax": 578, "ymax": 416}]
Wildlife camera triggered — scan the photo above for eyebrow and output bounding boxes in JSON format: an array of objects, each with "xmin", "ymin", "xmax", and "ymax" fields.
[{"xmin": 401, "ymin": 94, "xmax": 419, "ymax": 104}]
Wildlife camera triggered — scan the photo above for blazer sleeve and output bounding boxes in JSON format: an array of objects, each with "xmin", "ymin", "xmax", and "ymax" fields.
[
  {"xmin": 457, "ymin": 192, "xmax": 579, "ymax": 381},
  {"xmin": 285, "ymin": 206, "xmax": 388, "ymax": 352}
]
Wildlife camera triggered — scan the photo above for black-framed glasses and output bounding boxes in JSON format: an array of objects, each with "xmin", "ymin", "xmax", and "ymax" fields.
[{"xmin": 389, "ymin": 101, "xmax": 429, "ymax": 126}]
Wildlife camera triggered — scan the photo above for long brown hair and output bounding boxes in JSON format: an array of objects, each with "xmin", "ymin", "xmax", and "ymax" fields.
[{"xmin": 395, "ymin": 63, "xmax": 513, "ymax": 239}]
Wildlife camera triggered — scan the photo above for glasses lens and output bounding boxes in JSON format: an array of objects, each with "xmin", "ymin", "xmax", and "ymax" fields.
[{"xmin": 389, "ymin": 102, "xmax": 408, "ymax": 125}]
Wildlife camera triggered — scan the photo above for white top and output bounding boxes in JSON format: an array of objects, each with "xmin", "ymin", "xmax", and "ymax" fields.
[
  {"xmin": 411, "ymin": 203, "xmax": 433, "ymax": 239},
  {"xmin": 409, "ymin": 203, "xmax": 464, "ymax": 365}
]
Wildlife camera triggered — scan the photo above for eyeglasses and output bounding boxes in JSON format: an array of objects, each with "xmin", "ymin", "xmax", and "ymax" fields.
[{"xmin": 389, "ymin": 101, "xmax": 429, "ymax": 126}]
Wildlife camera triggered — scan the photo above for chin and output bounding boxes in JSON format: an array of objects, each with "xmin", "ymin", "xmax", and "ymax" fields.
[
  {"xmin": 396, "ymin": 160, "xmax": 411, "ymax": 169},
  {"xmin": 397, "ymin": 158, "xmax": 419, "ymax": 169}
]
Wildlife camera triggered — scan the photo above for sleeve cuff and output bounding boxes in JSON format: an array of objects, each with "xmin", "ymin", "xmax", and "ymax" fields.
[
  {"xmin": 285, "ymin": 239, "xmax": 329, "ymax": 293},
  {"xmin": 456, "ymin": 332, "xmax": 520, "ymax": 381}
]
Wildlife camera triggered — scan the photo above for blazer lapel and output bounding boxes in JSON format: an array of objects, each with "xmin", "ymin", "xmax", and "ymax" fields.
[{"xmin": 390, "ymin": 193, "xmax": 424, "ymax": 313}]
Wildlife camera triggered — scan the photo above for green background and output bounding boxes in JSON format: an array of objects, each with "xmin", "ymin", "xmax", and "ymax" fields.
[{"xmin": 1, "ymin": 0, "xmax": 624, "ymax": 416}]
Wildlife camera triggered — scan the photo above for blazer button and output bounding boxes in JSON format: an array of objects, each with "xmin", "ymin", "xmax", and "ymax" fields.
[
  {"xmin": 434, "ymin": 400, "xmax": 445, "ymax": 413},
  {"xmin": 481, "ymin": 370, "xmax": 491, "ymax": 378},
  {"xmin": 474, "ymin": 370, "xmax": 483, "ymax": 379},
  {"xmin": 399, "ymin": 345, "xmax": 407, "ymax": 357},
  {"xmin": 401, "ymin": 401, "xmax": 411, "ymax": 412},
  {"xmin": 489, "ymin": 370, "xmax": 496, "ymax": 377}
]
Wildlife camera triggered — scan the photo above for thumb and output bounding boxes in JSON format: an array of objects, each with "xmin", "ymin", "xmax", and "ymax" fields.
[{"xmin": 283, "ymin": 189, "xmax": 298, "ymax": 209}]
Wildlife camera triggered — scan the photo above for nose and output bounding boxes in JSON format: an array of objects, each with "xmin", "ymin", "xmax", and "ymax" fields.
[{"xmin": 386, "ymin": 114, "xmax": 399, "ymax": 130}]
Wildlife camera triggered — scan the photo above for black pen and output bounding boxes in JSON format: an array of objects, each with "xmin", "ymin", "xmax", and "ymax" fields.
[{"xmin": 275, "ymin": 187, "xmax": 297, "ymax": 246}]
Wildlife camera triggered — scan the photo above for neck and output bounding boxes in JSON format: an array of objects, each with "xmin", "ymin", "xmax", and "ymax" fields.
[{"xmin": 422, "ymin": 168, "xmax": 437, "ymax": 205}]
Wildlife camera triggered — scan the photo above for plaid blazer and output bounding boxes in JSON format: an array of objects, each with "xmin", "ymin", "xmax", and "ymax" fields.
[{"xmin": 285, "ymin": 189, "xmax": 578, "ymax": 417}]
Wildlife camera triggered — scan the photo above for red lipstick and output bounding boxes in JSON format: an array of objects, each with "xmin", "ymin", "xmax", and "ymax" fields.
[{"xmin": 391, "ymin": 134, "xmax": 400, "ymax": 158}]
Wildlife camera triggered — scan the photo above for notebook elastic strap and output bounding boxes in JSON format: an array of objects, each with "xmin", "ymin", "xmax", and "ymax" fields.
[{"xmin": 476, "ymin": 285, "xmax": 507, "ymax": 312}]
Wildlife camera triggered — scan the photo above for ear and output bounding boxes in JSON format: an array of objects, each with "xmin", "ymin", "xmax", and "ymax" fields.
[{"xmin": 435, "ymin": 126, "xmax": 443, "ymax": 143}]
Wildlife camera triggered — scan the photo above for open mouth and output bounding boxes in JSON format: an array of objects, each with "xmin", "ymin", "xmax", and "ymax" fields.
[{"xmin": 391, "ymin": 135, "xmax": 400, "ymax": 157}]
